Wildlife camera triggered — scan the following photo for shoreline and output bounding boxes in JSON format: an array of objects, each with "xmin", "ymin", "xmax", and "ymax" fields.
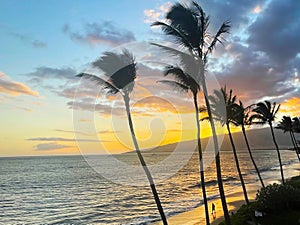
[{"xmin": 150, "ymin": 183, "xmax": 261, "ymax": 225}]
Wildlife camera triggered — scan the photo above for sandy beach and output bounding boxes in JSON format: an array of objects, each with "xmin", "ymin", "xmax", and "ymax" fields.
[{"xmin": 151, "ymin": 183, "xmax": 261, "ymax": 225}]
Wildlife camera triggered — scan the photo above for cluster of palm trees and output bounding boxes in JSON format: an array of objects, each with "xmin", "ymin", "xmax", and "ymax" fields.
[
  {"xmin": 207, "ymin": 87, "xmax": 300, "ymax": 217},
  {"xmin": 276, "ymin": 116, "xmax": 300, "ymax": 161},
  {"xmin": 76, "ymin": 1, "xmax": 299, "ymax": 225}
]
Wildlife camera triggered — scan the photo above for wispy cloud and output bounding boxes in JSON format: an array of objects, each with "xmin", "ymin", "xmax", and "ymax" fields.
[
  {"xmin": 27, "ymin": 66, "xmax": 76, "ymax": 84},
  {"xmin": 54, "ymin": 129, "xmax": 92, "ymax": 136},
  {"xmin": 10, "ymin": 32, "xmax": 46, "ymax": 48},
  {"xmin": 27, "ymin": 137, "xmax": 108, "ymax": 142},
  {"xmin": 0, "ymin": 72, "xmax": 39, "ymax": 97},
  {"xmin": 63, "ymin": 21, "xmax": 136, "ymax": 46},
  {"xmin": 34, "ymin": 142, "xmax": 71, "ymax": 151}
]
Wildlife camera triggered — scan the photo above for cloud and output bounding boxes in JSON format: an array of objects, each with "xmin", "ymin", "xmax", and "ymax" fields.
[
  {"xmin": 215, "ymin": 42, "xmax": 298, "ymax": 104},
  {"xmin": 63, "ymin": 21, "xmax": 136, "ymax": 46},
  {"xmin": 0, "ymin": 72, "xmax": 39, "ymax": 97},
  {"xmin": 248, "ymin": 0, "xmax": 300, "ymax": 63},
  {"xmin": 27, "ymin": 137, "xmax": 107, "ymax": 142},
  {"xmin": 10, "ymin": 32, "xmax": 46, "ymax": 48},
  {"xmin": 144, "ymin": 2, "xmax": 172, "ymax": 24},
  {"xmin": 280, "ymin": 97, "xmax": 300, "ymax": 117},
  {"xmin": 35, "ymin": 142, "xmax": 71, "ymax": 151},
  {"xmin": 25, "ymin": 66, "xmax": 78, "ymax": 93},
  {"xmin": 54, "ymin": 129, "xmax": 92, "ymax": 136},
  {"xmin": 67, "ymin": 97, "xmax": 125, "ymax": 116},
  {"xmin": 132, "ymin": 96, "xmax": 193, "ymax": 114},
  {"xmin": 27, "ymin": 66, "xmax": 77, "ymax": 84}
]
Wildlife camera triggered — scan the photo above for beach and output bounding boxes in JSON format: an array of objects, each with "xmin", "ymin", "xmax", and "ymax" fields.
[{"xmin": 151, "ymin": 184, "xmax": 261, "ymax": 225}]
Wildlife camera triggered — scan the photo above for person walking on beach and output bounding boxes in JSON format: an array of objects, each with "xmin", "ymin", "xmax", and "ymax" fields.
[{"xmin": 212, "ymin": 203, "xmax": 216, "ymax": 219}]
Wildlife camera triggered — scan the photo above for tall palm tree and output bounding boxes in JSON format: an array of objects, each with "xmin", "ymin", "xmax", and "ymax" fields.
[
  {"xmin": 208, "ymin": 87, "xmax": 249, "ymax": 205},
  {"xmin": 158, "ymin": 52, "xmax": 210, "ymax": 225},
  {"xmin": 152, "ymin": 2, "xmax": 231, "ymax": 224},
  {"xmin": 250, "ymin": 101, "xmax": 284, "ymax": 184},
  {"xmin": 292, "ymin": 117, "xmax": 300, "ymax": 152},
  {"xmin": 77, "ymin": 50, "xmax": 168, "ymax": 225},
  {"xmin": 233, "ymin": 101, "xmax": 265, "ymax": 187},
  {"xmin": 276, "ymin": 116, "xmax": 300, "ymax": 161}
]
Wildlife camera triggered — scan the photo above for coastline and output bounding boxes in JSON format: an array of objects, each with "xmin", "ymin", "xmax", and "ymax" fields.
[{"xmin": 150, "ymin": 183, "xmax": 261, "ymax": 225}]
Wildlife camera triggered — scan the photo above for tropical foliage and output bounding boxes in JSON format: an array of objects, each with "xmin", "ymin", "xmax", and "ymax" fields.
[
  {"xmin": 158, "ymin": 51, "xmax": 210, "ymax": 224},
  {"xmin": 276, "ymin": 116, "xmax": 300, "ymax": 161},
  {"xmin": 77, "ymin": 50, "xmax": 168, "ymax": 224},
  {"xmin": 233, "ymin": 101, "xmax": 265, "ymax": 187},
  {"xmin": 208, "ymin": 87, "xmax": 249, "ymax": 205},
  {"xmin": 250, "ymin": 101, "xmax": 284, "ymax": 184},
  {"xmin": 153, "ymin": 2, "xmax": 231, "ymax": 224}
]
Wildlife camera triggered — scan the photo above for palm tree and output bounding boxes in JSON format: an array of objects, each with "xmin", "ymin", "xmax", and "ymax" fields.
[
  {"xmin": 233, "ymin": 101, "xmax": 265, "ymax": 187},
  {"xmin": 276, "ymin": 116, "xmax": 300, "ymax": 161},
  {"xmin": 250, "ymin": 101, "xmax": 284, "ymax": 184},
  {"xmin": 292, "ymin": 117, "xmax": 300, "ymax": 152},
  {"xmin": 208, "ymin": 87, "xmax": 249, "ymax": 205},
  {"xmin": 152, "ymin": 2, "xmax": 231, "ymax": 224},
  {"xmin": 158, "ymin": 52, "xmax": 210, "ymax": 225},
  {"xmin": 77, "ymin": 50, "xmax": 168, "ymax": 225}
]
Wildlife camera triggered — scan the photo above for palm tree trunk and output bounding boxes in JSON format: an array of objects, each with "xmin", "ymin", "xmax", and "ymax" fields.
[
  {"xmin": 226, "ymin": 124, "xmax": 249, "ymax": 205},
  {"xmin": 123, "ymin": 95, "xmax": 168, "ymax": 225},
  {"xmin": 193, "ymin": 93, "xmax": 210, "ymax": 225},
  {"xmin": 201, "ymin": 81, "xmax": 231, "ymax": 225},
  {"xmin": 292, "ymin": 132, "xmax": 300, "ymax": 151},
  {"xmin": 290, "ymin": 131, "xmax": 300, "ymax": 161},
  {"xmin": 269, "ymin": 123, "xmax": 285, "ymax": 184},
  {"xmin": 242, "ymin": 125, "xmax": 265, "ymax": 187}
]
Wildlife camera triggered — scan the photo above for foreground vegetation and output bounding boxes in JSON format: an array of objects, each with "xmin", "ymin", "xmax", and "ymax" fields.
[{"xmin": 219, "ymin": 176, "xmax": 300, "ymax": 225}]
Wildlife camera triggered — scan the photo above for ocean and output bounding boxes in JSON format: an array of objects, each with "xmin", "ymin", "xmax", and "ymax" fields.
[{"xmin": 0, "ymin": 149, "xmax": 299, "ymax": 224}]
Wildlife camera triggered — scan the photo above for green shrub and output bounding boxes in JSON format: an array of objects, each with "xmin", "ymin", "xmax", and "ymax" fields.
[
  {"xmin": 286, "ymin": 175, "xmax": 300, "ymax": 189},
  {"xmin": 256, "ymin": 183, "xmax": 300, "ymax": 213}
]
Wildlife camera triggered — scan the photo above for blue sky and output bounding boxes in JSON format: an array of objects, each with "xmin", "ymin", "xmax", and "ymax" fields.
[{"xmin": 0, "ymin": 0, "xmax": 300, "ymax": 156}]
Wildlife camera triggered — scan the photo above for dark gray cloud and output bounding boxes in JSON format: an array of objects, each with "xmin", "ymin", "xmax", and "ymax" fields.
[
  {"xmin": 27, "ymin": 66, "xmax": 77, "ymax": 83},
  {"xmin": 26, "ymin": 66, "xmax": 78, "ymax": 93},
  {"xmin": 200, "ymin": 0, "xmax": 263, "ymax": 33},
  {"xmin": 248, "ymin": 0, "xmax": 300, "ymax": 63},
  {"xmin": 35, "ymin": 142, "xmax": 71, "ymax": 151},
  {"xmin": 215, "ymin": 41, "xmax": 298, "ymax": 104},
  {"xmin": 63, "ymin": 21, "xmax": 136, "ymax": 46},
  {"xmin": 10, "ymin": 32, "xmax": 47, "ymax": 48}
]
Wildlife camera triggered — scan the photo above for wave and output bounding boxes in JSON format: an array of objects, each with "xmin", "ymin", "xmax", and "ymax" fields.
[{"xmin": 189, "ymin": 176, "xmax": 238, "ymax": 189}]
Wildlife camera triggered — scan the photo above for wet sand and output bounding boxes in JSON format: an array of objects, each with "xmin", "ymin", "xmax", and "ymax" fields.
[{"xmin": 151, "ymin": 184, "xmax": 260, "ymax": 225}]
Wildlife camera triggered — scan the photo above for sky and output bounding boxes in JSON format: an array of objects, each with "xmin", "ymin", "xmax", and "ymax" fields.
[{"xmin": 0, "ymin": 0, "xmax": 299, "ymax": 157}]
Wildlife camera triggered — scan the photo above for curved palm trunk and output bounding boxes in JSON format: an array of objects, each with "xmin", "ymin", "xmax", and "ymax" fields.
[
  {"xmin": 292, "ymin": 131, "xmax": 299, "ymax": 153},
  {"xmin": 290, "ymin": 131, "xmax": 300, "ymax": 161},
  {"xmin": 124, "ymin": 95, "xmax": 168, "ymax": 225},
  {"xmin": 269, "ymin": 123, "xmax": 285, "ymax": 184},
  {"xmin": 226, "ymin": 124, "xmax": 249, "ymax": 204},
  {"xmin": 193, "ymin": 93, "xmax": 210, "ymax": 225},
  {"xmin": 201, "ymin": 81, "xmax": 231, "ymax": 225},
  {"xmin": 242, "ymin": 125, "xmax": 265, "ymax": 187}
]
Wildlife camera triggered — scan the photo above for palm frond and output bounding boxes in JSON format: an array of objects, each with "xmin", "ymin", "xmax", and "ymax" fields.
[
  {"xmin": 91, "ymin": 49, "xmax": 137, "ymax": 94},
  {"xmin": 76, "ymin": 73, "xmax": 120, "ymax": 95},
  {"xmin": 157, "ymin": 80, "xmax": 189, "ymax": 93},
  {"xmin": 205, "ymin": 20, "xmax": 230, "ymax": 56},
  {"xmin": 166, "ymin": 3, "xmax": 201, "ymax": 48},
  {"xmin": 151, "ymin": 21, "xmax": 193, "ymax": 50}
]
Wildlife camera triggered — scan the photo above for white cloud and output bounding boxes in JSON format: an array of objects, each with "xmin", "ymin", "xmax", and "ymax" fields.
[{"xmin": 144, "ymin": 2, "xmax": 172, "ymax": 24}]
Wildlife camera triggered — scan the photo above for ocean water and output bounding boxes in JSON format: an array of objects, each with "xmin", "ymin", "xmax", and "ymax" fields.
[{"xmin": 0, "ymin": 149, "xmax": 299, "ymax": 224}]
